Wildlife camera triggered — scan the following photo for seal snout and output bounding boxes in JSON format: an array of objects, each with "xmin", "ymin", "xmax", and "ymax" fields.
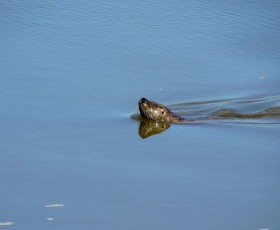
[
  {"xmin": 139, "ymin": 98, "xmax": 148, "ymax": 106},
  {"xmin": 139, "ymin": 98, "xmax": 147, "ymax": 103}
]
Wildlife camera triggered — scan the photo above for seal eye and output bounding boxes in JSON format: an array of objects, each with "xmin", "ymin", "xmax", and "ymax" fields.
[{"xmin": 162, "ymin": 111, "xmax": 165, "ymax": 115}]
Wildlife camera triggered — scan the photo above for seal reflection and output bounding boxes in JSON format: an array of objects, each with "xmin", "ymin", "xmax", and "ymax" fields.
[{"xmin": 138, "ymin": 119, "xmax": 170, "ymax": 138}]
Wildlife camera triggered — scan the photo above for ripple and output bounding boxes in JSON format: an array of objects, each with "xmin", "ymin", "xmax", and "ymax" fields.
[
  {"xmin": 45, "ymin": 203, "xmax": 64, "ymax": 208},
  {"xmin": 0, "ymin": 222, "xmax": 15, "ymax": 226}
]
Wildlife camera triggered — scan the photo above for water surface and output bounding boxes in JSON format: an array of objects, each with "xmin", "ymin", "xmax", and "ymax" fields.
[{"xmin": 1, "ymin": 1, "xmax": 280, "ymax": 229}]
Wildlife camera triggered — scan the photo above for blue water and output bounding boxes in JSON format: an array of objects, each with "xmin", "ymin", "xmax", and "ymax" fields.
[{"xmin": 1, "ymin": 1, "xmax": 280, "ymax": 229}]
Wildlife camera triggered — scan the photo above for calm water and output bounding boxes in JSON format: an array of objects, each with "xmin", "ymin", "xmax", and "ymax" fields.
[{"xmin": 1, "ymin": 1, "xmax": 280, "ymax": 229}]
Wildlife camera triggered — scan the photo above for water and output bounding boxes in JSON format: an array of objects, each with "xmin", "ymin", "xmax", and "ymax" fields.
[{"xmin": 1, "ymin": 1, "xmax": 280, "ymax": 229}]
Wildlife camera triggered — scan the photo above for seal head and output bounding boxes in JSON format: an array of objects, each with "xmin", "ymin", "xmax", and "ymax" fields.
[{"xmin": 138, "ymin": 98, "xmax": 183, "ymax": 123}]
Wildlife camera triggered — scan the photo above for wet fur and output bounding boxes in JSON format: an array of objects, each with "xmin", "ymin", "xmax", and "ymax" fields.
[{"xmin": 138, "ymin": 98, "xmax": 184, "ymax": 123}]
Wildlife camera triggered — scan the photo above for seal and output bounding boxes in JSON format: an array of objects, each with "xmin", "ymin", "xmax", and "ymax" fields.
[
  {"xmin": 138, "ymin": 98, "xmax": 184, "ymax": 123},
  {"xmin": 138, "ymin": 98, "xmax": 280, "ymax": 123}
]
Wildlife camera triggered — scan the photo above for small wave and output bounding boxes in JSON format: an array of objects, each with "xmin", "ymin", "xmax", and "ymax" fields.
[
  {"xmin": 45, "ymin": 204, "xmax": 64, "ymax": 208},
  {"xmin": 0, "ymin": 222, "xmax": 15, "ymax": 226}
]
